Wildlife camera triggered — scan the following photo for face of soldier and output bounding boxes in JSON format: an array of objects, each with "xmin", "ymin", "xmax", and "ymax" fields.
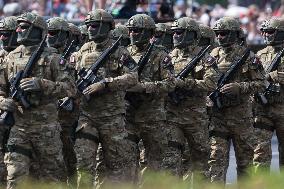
[
  {"xmin": 0, "ymin": 30, "xmax": 17, "ymax": 50},
  {"xmin": 47, "ymin": 30, "xmax": 68, "ymax": 48},
  {"xmin": 129, "ymin": 27, "xmax": 152, "ymax": 46},
  {"xmin": 16, "ymin": 22, "xmax": 42, "ymax": 45},
  {"xmin": 173, "ymin": 29, "xmax": 196, "ymax": 48},
  {"xmin": 215, "ymin": 30, "xmax": 237, "ymax": 47},
  {"xmin": 87, "ymin": 21, "xmax": 110, "ymax": 43}
]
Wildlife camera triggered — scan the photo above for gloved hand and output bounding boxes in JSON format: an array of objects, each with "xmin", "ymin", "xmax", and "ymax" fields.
[
  {"xmin": 220, "ymin": 82, "xmax": 240, "ymax": 95},
  {"xmin": 0, "ymin": 98, "xmax": 17, "ymax": 112},
  {"xmin": 20, "ymin": 77, "xmax": 41, "ymax": 92},
  {"xmin": 277, "ymin": 71, "xmax": 284, "ymax": 84},
  {"xmin": 82, "ymin": 81, "xmax": 105, "ymax": 96}
]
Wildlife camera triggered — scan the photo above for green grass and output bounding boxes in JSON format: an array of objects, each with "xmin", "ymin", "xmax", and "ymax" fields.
[{"xmin": 2, "ymin": 170, "xmax": 284, "ymax": 189}]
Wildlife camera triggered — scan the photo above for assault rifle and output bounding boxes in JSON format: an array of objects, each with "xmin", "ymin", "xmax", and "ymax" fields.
[
  {"xmin": 125, "ymin": 37, "xmax": 156, "ymax": 108},
  {"xmin": 168, "ymin": 45, "xmax": 211, "ymax": 104},
  {"xmin": 208, "ymin": 47, "xmax": 251, "ymax": 109},
  {"xmin": 0, "ymin": 36, "xmax": 47, "ymax": 127},
  {"xmin": 137, "ymin": 37, "xmax": 156, "ymax": 76},
  {"xmin": 59, "ymin": 35, "xmax": 122, "ymax": 109},
  {"xmin": 59, "ymin": 40, "xmax": 75, "ymax": 65},
  {"xmin": 255, "ymin": 47, "xmax": 284, "ymax": 105}
]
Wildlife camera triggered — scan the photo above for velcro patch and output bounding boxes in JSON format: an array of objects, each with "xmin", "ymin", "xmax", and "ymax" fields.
[{"xmin": 205, "ymin": 55, "xmax": 216, "ymax": 66}]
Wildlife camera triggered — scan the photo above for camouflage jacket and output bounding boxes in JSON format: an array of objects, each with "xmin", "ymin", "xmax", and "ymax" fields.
[
  {"xmin": 257, "ymin": 45, "xmax": 284, "ymax": 104},
  {"xmin": 73, "ymin": 38, "xmax": 137, "ymax": 118},
  {"xmin": 0, "ymin": 49, "xmax": 8, "ymax": 64},
  {"xmin": 127, "ymin": 44, "xmax": 174, "ymax": 122},
  {"xmin": 167, "ymin": 46, "xmax": 218, "ymax": 124},
  {"xmin": 210, "ymin": 44, "xmax": 265, "ymax": 118},
  {"xmin": 0, "ymin": 44, "xmax": 76, "ymax": 122}
]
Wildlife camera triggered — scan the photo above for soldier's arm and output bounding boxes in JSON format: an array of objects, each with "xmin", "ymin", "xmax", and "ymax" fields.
[
  {"xmin": 238, "ymin": 54, "xmax": 266, "ymax": 94},
  {"xmin": 104, "ymin": 47, "xmax": 138, "ymax": 91},
  {"xmin": 0, "ymin": 60, "xmax": 9, "ymax": 99},
  {"xmin": 192, "ymin": 54, "xmax": 218, "ymax": 92},
  {"xmin": 41, "ymin": 52, "xmax": 77, "ymax": 99}
]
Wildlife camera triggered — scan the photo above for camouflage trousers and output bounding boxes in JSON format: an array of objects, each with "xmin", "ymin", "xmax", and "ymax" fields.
[
  {"xmin": 167, "ymin": 116, "xmax": 210, "ymax": 179},
  {"xmin": 208, "ymin": 115, "xmax": 256, "ymax": 183},
  {"xmin": 0, "ymin": 126, "xmax": 8, "ymax": 185},
  {"xmin": 253, "ymin": 103, "xmax": 284, "ymax": 171},
  {"xmin": 58, "ymin": 107, "xmax": 79, "ymax": 187},
  {"xmin": 74, "ymin": 113, "xmax": 137, "ymax": 188},
  {"xmin": 95, "ymin": 106, "xmax": 140, "ymax": 187},
  {"xmin": 136, "ymin": 121, "xmax": 176, "ymax": 175},
  {"xmin": 4, "ymin": 115, "xmax": 66, "ymax": 189}
]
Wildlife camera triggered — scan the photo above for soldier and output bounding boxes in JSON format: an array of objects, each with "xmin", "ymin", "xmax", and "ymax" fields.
[
  {"xmin": 68, "ymin": 23, "xmax": 82, "ymax": 51},
  {"xmin": 111, "ymin": 24, "xmax": 131, "ymax": 47},
  {"xmin": 166, "ymin": 17, "xmax": 218, "ymax": 179},
  {"xmin": 0, "ymin": 12, "xmax": 76, "ymax": 188},
  {"xmin": 198, "ymin": 24, "xmax": 217, "ymax": 48},
  {"xmin": 72, "ymin": 9, "xmax": 138, "ymax": 188},
  {"xmin": 126, "ymin": 14, "xmax": 176, "ymax": 175},
  {"xmin": 253, "ymin": 18, "xmax": 284, "ymax": 171},
  {"xmin": 208, "ymin": 17, "xmax": 265, "ymax": 183},
  {"xmin": 0, "ymin": 16, "xmax": 18, "ymax": 185},
  {"xmin": 46, "ymin": 17, "xmax": 78, "ymax": 186},
  {"xmin": 155, "ymin": 23, "xmax": 173, "ymax": 51},
  {"xmin": 79, "ymin": 25, "xmax": 89, "ymax": 46}
]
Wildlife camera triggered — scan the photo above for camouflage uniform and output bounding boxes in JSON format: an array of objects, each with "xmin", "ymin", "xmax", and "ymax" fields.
[
  {"xmin": 72, "ymin": 10, "xmax": 138, "ymax": 188},
  {"xmin": 0, "ymin": 13, "xmax": 76, "ymax": 188},
  {"xmin": 253, "ymin": 18, "xmax": 284, "ymax": 171},
  {"xmin": 47, "ymin": 17, "xmax": 78, "ymax": 185},
  {"xmin": 95, "ymin": 24, "xmax": 135, "ymax": 186},
  {"xmin": 208, "ymin": 17, "xmax": 265, "ymax": 183},
  {"xmin": 126, "ymin": 14, "xmax": 176, "ymax": 175},
  {"xmin": 167, "ymin": 18, "xmax": 218, "ymax": 178},
  {"xmin": 0, "ymin": 16, "xmax": 18, "ymax": 185}
]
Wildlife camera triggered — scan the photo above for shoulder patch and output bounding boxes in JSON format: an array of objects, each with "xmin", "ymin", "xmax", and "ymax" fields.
[
  {"xmin": 205, "ymin": 55, "xmax": 216, "ymax": 66},
  {"xmin": 252, "ymin": 56, "xmax": 261, "ymax": 65},
  {"xmin": 69, "ymin": 55, "xmax": 76, "ymax": 64}
]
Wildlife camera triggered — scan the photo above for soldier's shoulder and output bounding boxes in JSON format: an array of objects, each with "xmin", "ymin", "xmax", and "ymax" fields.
[
  {"xmin": 256, "ymin": 46, "xmax": 270, "ymax": 56},
  {"xmin": 0, "ymin": 49, "xmax": 8, "ymax": 58},
  {"xmin": 210, "ymin": 47, "xmax": 221, "ymax": 57},
  {"xmin": 80, "ymin": 41, "xmax": 93, "ymax": 53},
  {"xmin": 170, "ymin": 48, "xmax": 179, "ymax": 58}
]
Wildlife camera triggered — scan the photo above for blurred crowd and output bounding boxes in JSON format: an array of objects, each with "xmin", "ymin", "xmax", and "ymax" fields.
[{"xmin": 1, "ymin": 0, "xmax": 284, "ymax": 44}]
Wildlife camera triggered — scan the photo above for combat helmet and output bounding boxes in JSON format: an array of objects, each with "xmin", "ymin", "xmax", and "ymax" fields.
[
  {"xmin": 111, "ymin": 24, "xmax": 130, "ymax": 47},
  {"xmin": 85, "ymin": 9, "xmax": 114, "ymax": 42},
  {"xmin": 198, "ymin": 24, "xmax": 216, "ymax": 47},
  {"xmin": 171, "ymin": 17, "xmax": 200, "ymax": 47},
  {"xmin": 0, "ymin": 16, "xmax": 18, "ymax": 50},
  {"xmin": 79, "ymin": 25, "xmax": 88, "ymax": 44},
  {"xmin": 212, "ymin": 17, "xmax": 241, "ymax": 47},
  {"xmin": 46, "ymin": 17, "xmax": 70, "ymax": 48},
  {"xmin": 260, "ymin": 18, "xmax": 284, "ymax": 45},
  {"xmin": 126, "ymin": 14, "xmax": 156, "ymax": 45},
  {"xmin": 17, "ymin": 12, "xmax": 47, "ymax": 42},
  {"xmin": 155, "ymin": 23, "xmax": 173, "ymax": 50}
]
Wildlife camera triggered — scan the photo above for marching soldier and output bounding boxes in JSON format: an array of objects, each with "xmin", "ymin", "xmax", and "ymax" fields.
[{"xmin": 0, "ymin": 12, "xmax": 76, "ymax": 188}]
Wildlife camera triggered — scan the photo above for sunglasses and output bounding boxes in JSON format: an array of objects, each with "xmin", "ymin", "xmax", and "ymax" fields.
[
  {"xmin": 215, "ymin": 31, "xmax": 230, "ymax": 37},
  {"xmin": 172, "ymin": 29, "xmax": 185, "ymax": 35},
  {"xmin": 86, "ymin": 22, "xmax": 101, "ymax": 29},
  {"xmin": 128, "ymin": 27, "xmax": 143, "ymax": 34},
  {"xmin": 263, "ymin": 30, "xmax": 276, "ymax": 35},
  {"xmin": 17, "ymin": 23, "xmax": 30, "ymax": 30},
  {"xmin": 48, "ymin": 30, "xmax": 60, "ymax": 36}
]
